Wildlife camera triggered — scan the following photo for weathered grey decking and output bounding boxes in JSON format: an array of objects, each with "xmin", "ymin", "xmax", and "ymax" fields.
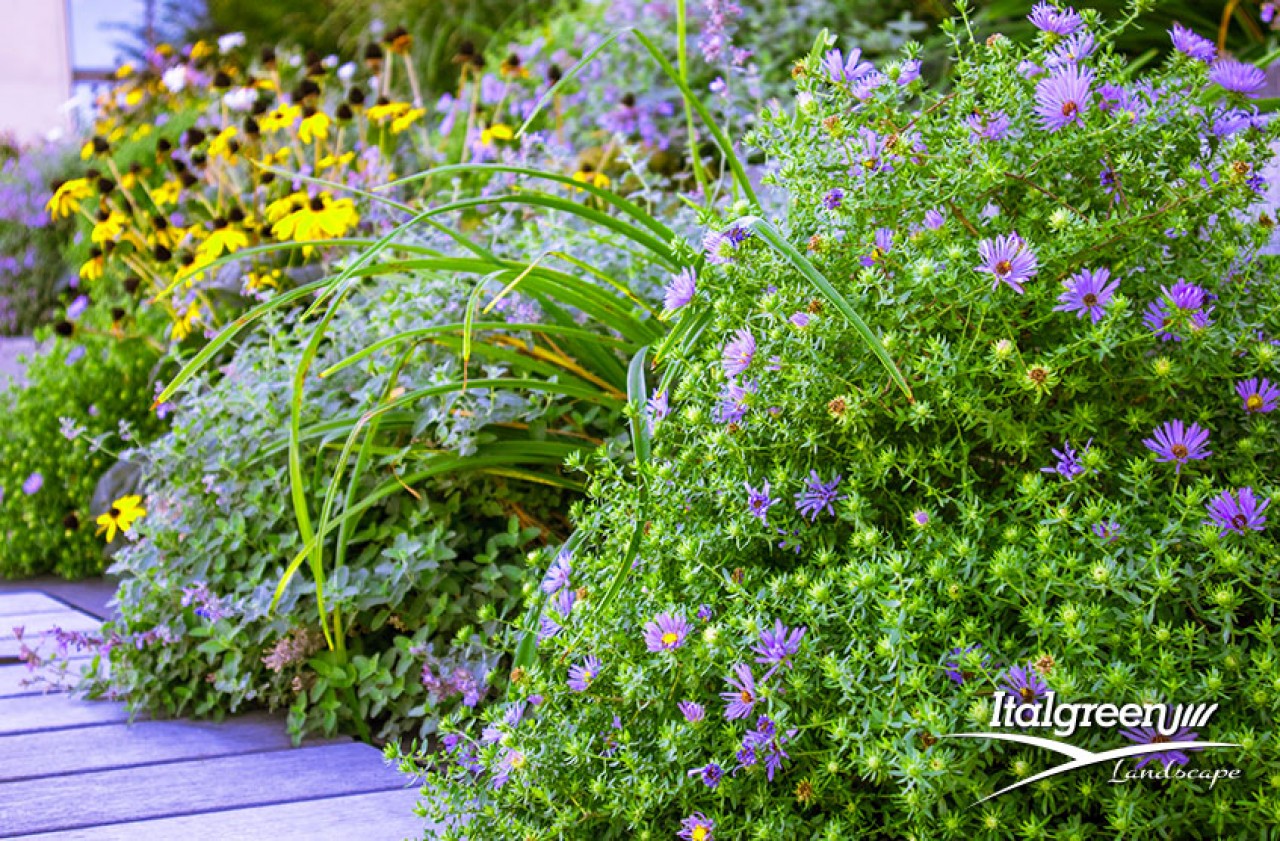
[{"xmin": 0, "ymin": 591, "xmax": 428, "ymax": 840}]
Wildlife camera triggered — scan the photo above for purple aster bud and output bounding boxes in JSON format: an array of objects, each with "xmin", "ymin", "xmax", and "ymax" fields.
[
  {"xmin": 1170, "ymin": 22, "xmax": 1217, "ymax": 62},
  {"xmin": 664, "ymin": 267, "xmax": 697, "ymax": 311},
  {"xmin": 22, "ymin": 472, "xmax": 43, "ymax": 495},
  {"xmin": 678, "ymin": 700, "xmax": 706, "ymax": 722},
  {"xmin": 1028, "ymin": 2, "xmax": 1083, "ymax": 35}
]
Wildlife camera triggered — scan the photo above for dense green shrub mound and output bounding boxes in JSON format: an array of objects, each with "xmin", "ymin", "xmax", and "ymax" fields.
[
  {"xmin": 91, "ymin": 275, "xmax": 580, "ymax": 741},
  {"xmin": 409, "ymin": 9, "xmax": 1280, "ymax": 838},
  {"xmin": 0, "ymin": 337, "xmax": 163, "ymax": 579}
]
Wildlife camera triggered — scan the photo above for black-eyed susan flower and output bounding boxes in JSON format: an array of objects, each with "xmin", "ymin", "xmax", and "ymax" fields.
[
  {"xmin": 272, "ymin": 194, "xmax": 359, "ymax": 251},
  {"xmin": 196, "ymin": 219, "xmax": 249, "ymax": 263},
  {"xmin": 367, "ymin": 99, "xmax": 412, "ymax": 125},
  {"xmin": 259, "ymin": 102, "xmax": 301, "ymax": 133},
  {"xmin": 91, "ymin": 210, "xmax": 128, "ymax": 246},
  {"xmin": 389, "ymin": 107, "xmax": 424, "ymax": 134},
  {"xmin": 45, "ymin": 178, "xmax": 93, "ymax": 219},
  {"xmin": 480, "ymin": 123, "xmax": 515, "ymax": 146},
  {"xmin": 298, "ymin": 109, "xmax": 331, "ymax": 144},
  {"xmin": 96, "ymin": 495, "xmax": 146, "ymax": 542},
  {"xmin": 572, "ymin": 165, "xmax": 611, "ymax": 190},
  {"xmin": 171, "ymin": 301, "xmax": 202, "ymax": 341}
]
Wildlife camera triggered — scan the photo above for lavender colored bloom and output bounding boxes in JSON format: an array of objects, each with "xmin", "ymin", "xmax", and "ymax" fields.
[
  {"xmin": 687, "ymin": 762, "xmax": 724, "ymax": 788},
  {"xmin": 664, "ymin": 267, "xmax": 697, "ymax": 311},
  {"xmin": 1055, "ymin": 268, "xmax": 1119, "ymax": 323},
  {"xmin": 567, "ymin": 655, "xmax": 602, "ymax": 692},
  {"xmin": 1041, "ymin": 438, "xmax": 1088, "ymax": 480},
  {"xmin": 911, "ymin": 509, "xmax": 930, "ymax": 527},
  {"xmin": 697, "ymin": 604, "xmax": 713, "ymax": 621},
  {"xmin": 721, "ymin": 327, "xmax": 756, "ymax": 378},
  {"xmin": 1143, "ymin": 420, "xmax": 1212, "ymax": 473},
  {"xmin": 1209, "ymin": 60, "xmax": 1266, "ymax": 97},
  {"xmin": 965, "ymin": 110, "xmax": 1011, "ymax": 142},
  {"xmin": 923, "ymin": 208, "xmax": 946, "ymax": 230},
  {"xmin": 944, "ymin": 644, "xmax": 987, "ymax": 685},
  {"xmin": 741, "ymin": 715, "xmax": 795, "ymax": 781},
  {"xmin": 897, "ymin": 59, "xmax": 922, "ymax": 86},
  {"xmin": 647, "ymin": 389, "xmax": 670, "ymax": 432},
  {"xmin": 21, "ymin": 473, "xmax": 42, "ymax": 495},
  {"xmin": 1047, "ymin": 31, "xmax": 1096, "ymax": 67},
  {"xmin": 745, "ymin": 480, "xmax": 778, "ymax": 524},
  {"xmin": 643, "ymin": 612, "xmax": 690, "ymax": 652},
  {"xmin": 540, "ymin": 548, "xmax": 572, "ymax": 594},
  {"xmin": 1170, "ymin": 23, "xmax": 1216, "ymax": 62},
  {"xmin": 678, "ymin": 700, "xmax": 706, "ymax": 722},
  {"xmin": 823, "ymin": 47, "xmax": 873, "ymax": 85},
  {"xmin": 1034, "ymin": 64, "xmax": 1093, "ymax": 132},
  {"xmin": 1002, "ymin": 663, "xmax": 1050, "ymax": 706},
  {"xmin": 754, "ymin": 619, "xmax": 806, "ymax": 668},
  {"xmin": 1237, "ymin": 378, "xmax": 1279, "ymax": 414},
  {"xmin": 975, "ymin": 233, "xmax": 1038, "ymax": 294},
  {"xmin": 715, "ymin": 379, "xmax": 755, "ymax": 425},
  {"xmin": 794, "ymin": 470, "xmax": 844, "ymax": 520},
  {"xmin": 852, "ymin": 127, "xmax": 892, "ymax": 178},
  {"xmin": 721, "ymin": 662, "xmax": 758, "ymax": 720},
  {"xmin": 1205, "ymin": 487, "xmax": 1269, "ymax": 536},
  {"xmin": 1092, "ymin": 520, "xmax": 1122, "ymax": 542},
  {"xmin": 788, "ymin": 311, "xmax": 810, "ymax": 329},
  {"xmin": 67, "ymin": 295, "xmax": 89, "ymax": 320},
  {"xmin": 822, "ymin": 188, "xmax": 844, "ymax": 210},
  {"xmin": 1028, "ymin": 2, "xmax": 1083, "ymax": 35},
  {"xmin": 860, "ymin": 227, "xmax": 894, "ymax": 267},
  {"xmin": 678, "ymin": 813, "xmax": 714, "ymax": 841},
  {"xmin": 1120, "ymin": 726, "xmax": 1201, "ymax": 769}
]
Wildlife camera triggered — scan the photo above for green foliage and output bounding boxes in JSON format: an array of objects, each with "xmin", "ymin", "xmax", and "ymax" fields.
[
  {"xmin": 406, "ymin": 9, "xmax": 1280, "ymax": 838},
  {"xmin": 0, "ymin": 337, "xmax": 163, "ymax": 579},
  {"xmin": 0, "ymin": 142, "xmax": 78, "ymax": 335}
]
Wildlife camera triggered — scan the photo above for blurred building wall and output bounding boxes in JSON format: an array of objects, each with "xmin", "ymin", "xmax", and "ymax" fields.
[{"xmin": 0, "ymin": 0, "xmax": 73, "ymax": 143}]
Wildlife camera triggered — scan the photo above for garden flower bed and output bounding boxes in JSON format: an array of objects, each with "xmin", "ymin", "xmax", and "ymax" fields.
[{"xmin": 1, "ymin": 0, "xmax": 1278, "ymax": 838}]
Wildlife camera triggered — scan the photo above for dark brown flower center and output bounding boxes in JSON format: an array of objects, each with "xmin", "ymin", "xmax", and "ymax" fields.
[
  {"xmin": 1082, "ymin": 293, "xmax": 1098, "ymax": 306},
  {"xmin": 1152, "ymin": 734, "xmax": 1170, "ymax": 744},
  {"xmin": 1171, "ymin": 444, "xmax": 1189, "ymax": 459},
  {"xmin": 1019, "ymin": 687, "xmax": 1036, "ymax": 702},
  {"xmin": 995, "ymin": 259, "xmax": 1012, "ymax": 276},
  {"xmin": 741, "ymin": 690, "xmax": 754, "ymax": 703},
  {"xmin": 1232, "ymin": 514, "xmax": 1248, "ymax": 529},
  {"xmin": 1028, "ymin": 367, "xmax": 1048, "ymax": 384},
  {"xmin": 1061, "ymin": 101, "xmax": 1078, "ymax": 117}
]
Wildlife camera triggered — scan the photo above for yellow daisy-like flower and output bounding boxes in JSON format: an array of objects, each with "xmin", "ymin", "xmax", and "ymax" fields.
[
  {"xmin": 209, "ymin": 126, "xmax": 240, "ymax": 161},
  {"xmin": 245, "ymin": 268, "xmax": 282, "ymax": 292},
  {"xmin": 197, "ymin": 226, "xmax": 249, "ymax": 263},
  {"xmin": 265, "ymin": 192, "xmax": 306, "ymax": 224},
  {"xmin": 480, "ymin": 123, "xmax": 515, "ymax": 146},
  {"xmin": 115, "ymin": 62, "xmax": 135, "ymax": 79},
  {"xmin": 366, "ymin": 100, "xmax": 412, "ymax": 124},
  {"xmin": 298, "ymin": 111, "xmax": 331, "ymax": 144},
  {"xmin": 91, "ymin": 211, "xmax": 128, "ymax": 246},
  {"xmin": 45, "ymin": 178, "xmax": 93, "ymax": 219},
  {"xmin": 80, "ymin": 254, "xmax": 105, "ymax": 281},
  {"xmin": 316, "ymin": 151, "xmax": 355, "ymax": 171},
  {"xmin": 96, "ymin": 495, "xmax": 146, "ymax": 543},
  {"xmin": 272, "ymin": 195, "xmax": 359, "ymax": 253},
  {"xmin": 152, "ymin": 179, "xmax": 182, "ymax": 206},
  {"xmin": 171, "ymin": 301, "xmax": 202, "ymax": 341},
  {"xmin": 259, "ymin": 102, "xmax": 302, "ymax": 133},
  {"xmin": 125, "ymin": 89, "xmax": 144, "ymax": 108},
  {"xmin": 390, "ymin": 108, "xmax": 425, "ymax": 135},
  {"xmin": 572, "ymin": 169, "xmax": 612, "ymax": 190},
  {"xmin": 189, "ymin": 40, "xmax": 214, "ymax": 61}
]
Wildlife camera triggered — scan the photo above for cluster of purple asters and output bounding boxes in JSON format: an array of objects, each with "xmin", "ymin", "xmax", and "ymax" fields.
[
  {"xmin": 421, "ymin": 663, "xmax": 487, "ymax": 708},
  {"xmin": 719, "ymin": 619, "xmax": 806, "ymax": 722},
  {"xmin": 735, "ymin": 714, "xmax": 798, "ymax": 780},
  {"xmin": 1143, "ymin": 280, "xmax": 1213, "ymax": 341},
  {"xmin": 703, "ymin": 224, "xmax": 751, "ymax": 265}
]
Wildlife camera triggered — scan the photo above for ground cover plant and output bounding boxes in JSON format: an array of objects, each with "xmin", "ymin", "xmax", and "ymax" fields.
[{"xmin": 401, "ymin": 4, "xmax": 1280, "ymax": 837}]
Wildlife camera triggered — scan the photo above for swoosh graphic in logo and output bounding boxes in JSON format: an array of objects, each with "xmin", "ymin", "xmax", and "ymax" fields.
[{"xmin": 941, "ymin": 732, "xmax": 1241, "ymax": 804}]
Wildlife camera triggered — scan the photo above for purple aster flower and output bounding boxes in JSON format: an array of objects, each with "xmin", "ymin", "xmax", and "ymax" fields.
[
  {"xmin": 911, "ymin": 509, "xmax": 930, "ymax": 527},
  {"xmin": 687, "ymin": 762, "xmax": 724, "ymax": 788},
  {"xmin": 795, "ymin": 470, "xmax": 844, "ymax": 520},
  {"xmin": 1002, "ymin": 663, "xmax": 1050, "ymax": 706},
  {"xmin": 647, "ymin": 388, "xmax": 670, "ymax": 429},
  {"xmin": 721, "ymin": 327, "xmax": 756, "ymax": 378},
  {"xmin": 1035, "ymin": 64, "xmax": 1093, "ymax": 132},
  {"xmin": 1055, "ymin": 268, "xmax": 1119, "ymax": 323},
  {"xmin": 823, "ymin": 188, "xmax": 844, "ymax": 210},
  {"xmin": 745, "ymin": 480, "xmax": 779, "ymax": 524},
  {"xmin": 703, "ymin": 226, "xmax": 749, "ymax": 265},
  {"xmin": 1092, "ymin": 520, "xmax": 1122, "ymax": 542},
  {"xmin": 643, "ymin": 611, "xmax": 690, "ymax": 652},
  {"xmin": 860, "ymin": 227, "xmax": 894, "ymax": 267},
  {"xmin": 540, "ymin": 548, "xmax": 572, "ymax": 594},
  {"xmin": 1047, "ymin": 31, "xmax": 1096, "ymax": 67},
  {"xmin": 22, "ymin": 473, "xmax": 42, "ymax": 495},
  {"xmin": 1170, "ymin": 22, "xmax": 1216, "ymax": 62},
  {"xmin": 823, "ymin": 47, "xmax": 873, "ymax": 85},
  {"xmin": 678, "ymin": 700, "xmax": 706, "ymax": 722},
  {"xmin": 1042, "ymin": 438, "xmax": 1089, "ymax": 480},
  {"xmin": 721, "ymin": 662, "xmax": 758, "ymax": 720},
  {"xmin": 1120, "ymin": 726, "xmax": 1202, "ymax": 769},
  {"xmin": 1143, "ymin": 420, "xmax": 1212, "ymax": 473},
  {"xmin": 664, "ymin": 267, "xmax": 697, "ymax": 311},
  {"xmin": 897, "ymin": 59, "xmax": 922, "ymax": 86},
  {"xmin": 567, "ymin": 655, "xmax": 602, "ymax": 692},
  {"xmin": 678, "ymin": 813, "xmax": 714, "ymax": 841},
  {"xmin": 715, "ymin": 379, "xmax": 755, "ymax": 425},
  {"xmin": 1205, "ymin": 487, "xmax": 1269, "ymax": 536},
  {"xmin": 754, "ymin": 619, "xmax": 806, "ymax": 667},
  {"xmin": 1237, "ymin": 378, "xmax": 1279, "ymax": 414},
  {"xmin": 975, "ymin": 233, "xmax": 1038, "ymax": 294},
  {"xmin": 490, "ymin": 747, "xmax": 523, "ymax": 789},
  {"xmin": 944, "ymin": 644, "xmax": 987, "ymax": 685},
  {"xmin": 1209, "ymin": 60, "xmax": 1266, "ymax": 97},
  {"xmin": 788, "ymin": 311, "xmax": 810, "ymax": 329},
  {"xmin": 923, "ymin": 208, "xmax": 945, "ymax": 230},
  {"xmin": 1018, "ymin": 60, "xmax": 1044, "ymax": 79},
  {"xmin": 697, "ymin": 604, "xmax": 713, "ymax": 622},
  {"xmin": 1028, "ymin": 2, "xmax": 1083, "ymax": 35},
  {"xmin": 965, "ymin": 110, "xmax": 1011, "ymax": 142},
  {"xmin": 852, "ymin": 127, "xmax": 892, "ymax": 178},
  {"xmin": 741, "ymin": 715, "xmax": 795, "ymax": 781}
]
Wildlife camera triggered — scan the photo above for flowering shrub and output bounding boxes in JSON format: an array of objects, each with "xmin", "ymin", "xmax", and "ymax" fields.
[
  {"xmin": 88, "ymin": 274, "xmax": 583, "ymax": 741},
  {"xmin": 0, "ymin": 337, "xmax": 163, "ymax": 578},
  {"xmin": 405, "ymin": 8, "xmax": 1280, "ymax": 837}
]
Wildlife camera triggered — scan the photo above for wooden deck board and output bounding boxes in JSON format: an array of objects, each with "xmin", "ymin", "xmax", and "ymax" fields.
[
  {"xmin": 0, "ymin": 695, "xmax": 134, "ymax": 737},
  {"xmin": 10, "ymin": 788, "xmax": 430, "ymax": 841},
  {"xmin": 0, "ymin": 610, "xmax": 101, "ymax": 639},
  {"xmin": 0, "ymin": 714, "xmax": 313, "ymax": 783},
  {"xmin": 0, "ymin": 593, "xmax": 70, "ymax": 618},
  {"xmin": 0, "ymin": 742, "xmax": 414, "ymax": 837}
]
